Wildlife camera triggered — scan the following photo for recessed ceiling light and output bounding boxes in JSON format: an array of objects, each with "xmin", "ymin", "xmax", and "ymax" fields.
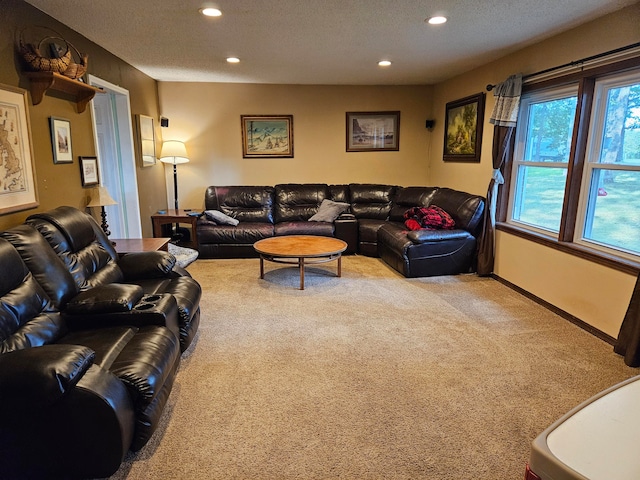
[
  {"xmin": 200, "ymin": 7, "xmax": 222, "ymax": 17},
  {"xmin": 378, "ymin": 60, "xmax": 392, "ymax": 67},
  {"xmin": 427, "ymin": 16, "xmax": 447, "ymax": 25},
  {"xmin": 226, "ymin": 57, "xmax": 240, "ymax": 63}
]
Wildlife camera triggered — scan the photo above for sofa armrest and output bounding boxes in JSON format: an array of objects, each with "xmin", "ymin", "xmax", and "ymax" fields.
[
  {"xmin": 65, "ymin": 284, "xmax": 144, "ymax": 314},
  {"xmin": 118, "ymin": 251, "xmax": 176, "ymax": 280},
  {"xmin": 0, "ymin": 345, "xmax": 95, "ymax": 411},
  {"xmin": 407, "ymin": 229, "xmax": 473, "ymax": 244}
]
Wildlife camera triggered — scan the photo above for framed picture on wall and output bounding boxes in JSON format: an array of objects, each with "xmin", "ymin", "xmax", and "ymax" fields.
[
  {"xmin": 49, "ymin": 116, "xmax": 73, "ymax": 163},
  {"xmin": 241, "ymin": 115, "xmax": 294, "ymax": 158},
  {"xmin": 80, "ymin": 156, "xmax": 100, "ymax": 186},
  {"xmin": 346, "ymin": 111, "xmax": 400, "ymax": 152},
  {"xmin": 136, "ymin": 114, "xmax": 156, "ymax": 167},
  {"xmin": 443, "ymin": 92, "xmax": 485, "ymax": 162},
  {"xmin": 0, "ymin": 83, "xmax": 39, "ymax": 215}
]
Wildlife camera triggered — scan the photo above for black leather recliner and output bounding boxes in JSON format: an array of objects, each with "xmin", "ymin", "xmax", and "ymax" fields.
[
  {"xmin": 0, "ymin": 236, "xmax": 181, "ymax": 478},
  {"xmin": 0, "ymin": 206, "xmax": 203, "ymax": 478},
  {"xmin": 24, "ymin": 206, "xmax": 201, "ymax": 352}
]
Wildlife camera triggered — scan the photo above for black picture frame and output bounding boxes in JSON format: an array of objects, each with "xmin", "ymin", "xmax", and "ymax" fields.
[
  {"xmin": 79, "ymin": 156, "xmax": 100, "ymax": 186},
  {"xmin": 443, "ymin": 92, "xmax": 485, "ymax": 162},
  {"xmin": 49, "ymin": 116, "xmax": 73, "ymax": 164}
]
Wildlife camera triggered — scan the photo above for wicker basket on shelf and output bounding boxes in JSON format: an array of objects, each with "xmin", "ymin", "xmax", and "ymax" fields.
[
  {"xmin": 61, "ymin": 41, "xmax": 88, "ymax": 80},
  {"xmin": 19, "ymin": 33, "xmax": 71, "ymax": 74},
  {"xmin": 18, "ymin": 27, "xmax": 88, "ymax": 80}
]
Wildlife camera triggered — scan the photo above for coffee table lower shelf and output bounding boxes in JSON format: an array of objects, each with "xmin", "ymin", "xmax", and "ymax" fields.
[{"xmin": 254, "ymin": 236, "xmax": 347, "ymax": 290}]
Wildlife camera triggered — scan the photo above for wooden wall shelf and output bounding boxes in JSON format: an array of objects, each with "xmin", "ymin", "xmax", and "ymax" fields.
[{"xmin": 24, "ymin": 72, "xmax": 104, "ymax": 113}]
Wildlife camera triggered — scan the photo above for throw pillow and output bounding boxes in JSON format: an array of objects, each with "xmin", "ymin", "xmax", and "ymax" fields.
[
  {"xmin": 204, "ymin": 209, "xmax": 239, "ymax": 226},
  {"xmin": 309, "ymin": 199, "xmax": 350, "ymax": 222}
]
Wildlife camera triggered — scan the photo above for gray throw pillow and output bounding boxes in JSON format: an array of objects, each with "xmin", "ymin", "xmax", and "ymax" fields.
[
  {"xmin": 204, "ymin": 209, "xmax": 239, "ymax": 226},
  {"xmin": 309, "ymin": 199, "xmax": 350, "ymax": 222}
]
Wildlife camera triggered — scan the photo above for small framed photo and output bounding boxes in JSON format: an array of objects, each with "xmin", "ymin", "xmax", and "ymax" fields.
[
  {"xmin": 136, "ymin": 114, "xmax": 156, "ymax": 167},
  {"xmin": 49, "ymin": 117, "xmax": 73, "ymax": 163},
  {"xmin": 443, "ymin": 92, "xmax": 486, "ymax": 162},
  {"xmin": 79, "ymin": 156, "xmax": 100, "ymax": 186},
  {"xmin": 346, "ymin": 111, "xmax": 400, "ymax": 152},
  {"xmin": 241, "ymin": 115, "xmax": 294, "ymax": 158}
]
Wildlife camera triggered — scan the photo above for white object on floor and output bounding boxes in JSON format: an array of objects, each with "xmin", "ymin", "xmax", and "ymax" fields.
[
  {"xmin": 529, "ymin": 374, "xmax": 640, "ymax": 479},
  {"xmin": 168, "ymin": 242, "xmax": 199, "ymax": 268}
]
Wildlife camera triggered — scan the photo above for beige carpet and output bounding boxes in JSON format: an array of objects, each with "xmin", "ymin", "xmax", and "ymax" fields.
[{"xmin": 109, "ymin": 255, "xmax": 637, "ymax": 480}]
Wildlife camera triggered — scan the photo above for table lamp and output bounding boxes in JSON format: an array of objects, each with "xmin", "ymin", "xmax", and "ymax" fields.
[
  {"xmin": 87, "ymin": 185, "xmax": 117, "ymax": 238},
  {"xmin": 159, "ymin": 140, "xmax": 190, "ymax": 210}
]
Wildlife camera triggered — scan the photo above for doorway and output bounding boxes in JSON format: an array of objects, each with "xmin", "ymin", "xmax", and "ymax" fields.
[{"xmin": 87, "ymin": 75, "xmax": 142, "ymax": 238}]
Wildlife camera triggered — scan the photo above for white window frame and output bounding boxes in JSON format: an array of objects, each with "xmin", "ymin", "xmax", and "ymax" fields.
[
  {"xmin": 507, "ymin": 84, "xmax": 579, "ymax": 237},
  {"xmin": 574, "ymin": 69, "xmax": 640, "ymax": 261}
]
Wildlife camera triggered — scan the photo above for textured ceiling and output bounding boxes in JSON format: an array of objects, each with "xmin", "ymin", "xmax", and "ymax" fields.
[{"xmin": 23, "ymin": 0, "xmax": 639, "ymax": 85}]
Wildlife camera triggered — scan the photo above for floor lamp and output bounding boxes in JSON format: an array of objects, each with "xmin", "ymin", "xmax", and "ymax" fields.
[
  {"xmin": 160, "ymin": 140, "xmax": 190, "ymax": 241},
  {"xmin": 159, "ymin": 140, "xmax": 190, "ymax": 210},
  {"xmin": 87, "ymin": 185, "xmax": 118, "ymax": 241}
]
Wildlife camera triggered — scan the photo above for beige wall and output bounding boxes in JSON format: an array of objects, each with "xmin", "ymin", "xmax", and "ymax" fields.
[
  {"xmin": 157, "ymin": 83, "xmax": 433, "ymax": 210},
  {"xmin": 430, "ymin": 2, "xmax": 640, "ymax": 337},
  {"xmin": 0, "ymin": 0, "xmax": 166, "ymax": 236}
]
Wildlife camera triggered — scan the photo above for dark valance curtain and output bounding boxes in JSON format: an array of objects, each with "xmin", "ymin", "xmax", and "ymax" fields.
[
  {"xmin": 477, "ymin": 74, "xmax": 522, "ymax": 276},
  {"xmin": 615, "ymin": 276, "xmax": 640, "ymax": 367}
]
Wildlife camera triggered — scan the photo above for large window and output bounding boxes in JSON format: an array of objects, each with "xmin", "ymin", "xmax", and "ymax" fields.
[
  {"xmin": 504, "ymin": 62, "xmax": 640, "ymax": 265},
  {"xmin": 510, "ymin": 86, "xmax": 577, "ymax": 233},
  {"xmin": 577, "ymin": 72, "xmax": 640, "ymax": 257}
]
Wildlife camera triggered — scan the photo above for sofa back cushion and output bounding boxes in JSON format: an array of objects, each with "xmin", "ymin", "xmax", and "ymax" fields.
[
  {"xmin": 389, "ymin": 186, "xmax": 439, "ymax": 222},
  {"xmin": 349, "ymin": 184, "xmax": 397, "ymax": 220},
  {"xmin": 0, "ymin": 238, "xmax": 63, "ymax": 353},
  {"xmin": 27, "ymin": 206, "xmax": 123, "ymax": 291},
  {"xmin": 1, "ymin": 225, "xmax": 78, "ymax": 309},
  {"xmin": 429, "ymin": 188, "xmax": 485, "ymax": 236},
  {"xmin": 329, "ymin": 184, "xmax": 350, "ymax": 204},
  {"xmin": 205, "ymin": 186, "xmax": 275, "ymax": 223},
  {"xmin": 274, "ymin": 184, "xmax": 329, "ymax": 223}
]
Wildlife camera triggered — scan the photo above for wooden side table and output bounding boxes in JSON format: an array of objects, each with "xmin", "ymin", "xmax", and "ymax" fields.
[
  {"xmin": 112, "ymin": 238, "xmax": 170, "ymax": 256},
  {"xmin": 151, "ymin": 209, "xmax": 199, "ymax": 250}
]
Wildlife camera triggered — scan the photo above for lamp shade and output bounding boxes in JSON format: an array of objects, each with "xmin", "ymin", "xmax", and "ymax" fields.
[
  {"xmin": 159, "ymin": 140, "xmax": 190, "ymax": 165},
  {"xmin": 87, "ymin": 186, "xmax": 117, "ymax": 207}
]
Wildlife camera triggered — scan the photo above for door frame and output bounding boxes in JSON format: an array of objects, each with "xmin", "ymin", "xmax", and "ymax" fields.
[{"xmin": 87, "ymin": 75, "xmax": 142, "ymax": 238}]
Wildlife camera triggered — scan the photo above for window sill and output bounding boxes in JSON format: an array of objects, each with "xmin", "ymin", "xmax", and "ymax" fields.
[{"xmin": 496, "ymin": 222, "xmax": 640, "ymax": 276}]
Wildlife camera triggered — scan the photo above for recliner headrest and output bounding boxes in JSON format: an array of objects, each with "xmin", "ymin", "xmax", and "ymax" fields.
[{"xmin": 28, "ymin": 206, "xmax": 96, "ymax": 253}]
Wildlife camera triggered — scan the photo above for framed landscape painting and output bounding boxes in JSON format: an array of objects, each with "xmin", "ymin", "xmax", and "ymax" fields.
[
  {"xmin": 346, "ymin": 111, "xmax": 400, "ymax": 152},
  {"xmin": 443, "ymin": 92, "xmax": 485, "ymax": 162},
  {"xmin": 0, "ymin": 83, "xmax": 39, "ymax": 214},
  {"xmin": 241, "ymin": 115, "xmax": 294, "ymax": 158}
]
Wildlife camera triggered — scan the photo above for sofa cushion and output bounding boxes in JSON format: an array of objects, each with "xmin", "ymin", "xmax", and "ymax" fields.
[
  {"xmin": 309, "ymin": 199, "xmax": 350, "ymax": 222},
  {"xmin": 358, "ymin": 218, "xmax": 388, "ymax": 244},
  {"xmin": 275, "ymin": 221, "xmax": 334, "ymax": 237},
  {"xmin": 349, "ymin": 184, "xmax": 397, "ymax": 220},
  {"xmin": 197, "ymin": 222, "xmax": 274, "ymax": 244},
  {"xmin": 205, "ymin": 186, "xmax": 275, "ymax": 223},
  {"xmin": 389, "ymin": 186, "xmax": 439, "ymax": 222},
  {"xmin": 274, "ymin": 184, "xmax": 329, "ymax": 222},
  {"xmin": 429, "ymin": 188, "xmax": 485, "ymax": 235}
]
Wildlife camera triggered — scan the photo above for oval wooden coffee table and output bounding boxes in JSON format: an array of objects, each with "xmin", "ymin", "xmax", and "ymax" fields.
[{"xmin": 254, "ymin": 235, "xmax": 348, "ymax": 290}]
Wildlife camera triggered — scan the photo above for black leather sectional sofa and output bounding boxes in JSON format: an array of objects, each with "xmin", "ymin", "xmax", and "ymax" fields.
[
  {"xmin": 197, "ymin": 183, "xmax": 485, "ymax": 277},
  {"xmin": 0, "ymin": 206, "xmax": 201, "ymax": 478}
]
